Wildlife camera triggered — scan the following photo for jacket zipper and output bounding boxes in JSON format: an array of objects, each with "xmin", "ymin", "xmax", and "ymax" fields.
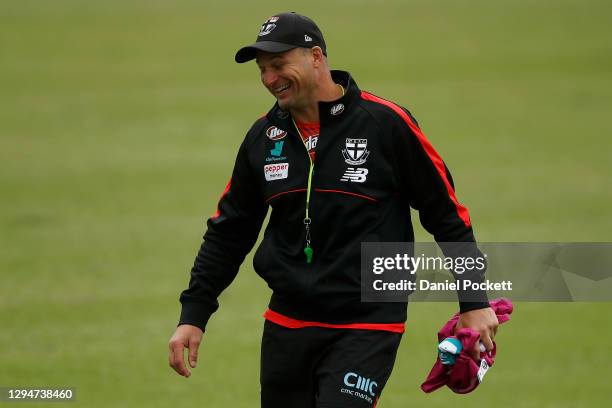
[{"xmin": 292, "ymin": 118, "xmax": 315, "ymax": 264}]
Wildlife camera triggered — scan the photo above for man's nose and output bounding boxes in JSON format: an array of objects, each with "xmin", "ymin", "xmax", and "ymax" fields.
[{"xmin": 261, "ymin": 71, "xmax": 278, "ymax": 87}]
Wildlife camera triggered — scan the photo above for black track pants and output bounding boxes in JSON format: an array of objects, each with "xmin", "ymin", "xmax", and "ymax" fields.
[{"xmin": 260, "ymin": 320, "xmax": 403, "ymax": 408}]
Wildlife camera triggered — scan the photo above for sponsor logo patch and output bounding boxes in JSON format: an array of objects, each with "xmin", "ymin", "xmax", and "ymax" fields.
[
  {"xmin": 330, "ymin": 103, "xmax": 344, "ymax": 116},
  {"xmin": 264, "ymin": 163, "xmax": 289, "ymax": 181},
  {"xmin": 265, "ymin": 156, "xmax": 286, "ymax": 162},
  {"xmin": 340, "ymin": 371, "xmax": 377, "ymax": 404},
  {"xmin": 270, "ymin": 140, "xmax": 284, "ymax": 157},
  {"xmin": 304, "ymin": 34, "xmax": 312, "ymax": 42},
  {"xmin": 341, "ymin": 167, "xmax": 368, "ymax": 183},
  {"xmin": 266, "ymin": 140, "xmax": 287, "ymax": 162},
  {"xmin": 266, "ymin": 126, "xmax": 287, "ymax": 141},
  {"xmin": 342, "ymin": 138, "xmax": 370, "ymax": 165},
  {"xmin": 304, "ymin": 135, "xmax": 318, "ymax": 151}
]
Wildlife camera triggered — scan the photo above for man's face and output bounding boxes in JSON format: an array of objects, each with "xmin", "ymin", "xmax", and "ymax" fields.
[{"xmin": 256, "ymin": 48, "xmax": 316, "ymax": 111}]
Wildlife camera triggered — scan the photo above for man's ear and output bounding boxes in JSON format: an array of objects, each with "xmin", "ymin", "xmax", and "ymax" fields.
[{"xmin": 311, "ymin": 46, "xmax": 325, "ymax": 67}]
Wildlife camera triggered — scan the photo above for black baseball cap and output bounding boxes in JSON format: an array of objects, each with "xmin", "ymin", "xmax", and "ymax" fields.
[{"xmin": 235, "ymin": 12, "xmax": 327, "ymax": 63}]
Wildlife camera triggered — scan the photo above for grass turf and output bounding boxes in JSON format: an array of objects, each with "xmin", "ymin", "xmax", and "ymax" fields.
[{"xmin": 1, "ymin": 0, "xmax": 611, "ymax": 406}]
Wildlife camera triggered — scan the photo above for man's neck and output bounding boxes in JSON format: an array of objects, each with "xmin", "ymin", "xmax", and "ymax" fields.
[
  {"xmin": 290, "ymin": 77, "xmax": 343, "ymax": 124},
  {"xmin": 291, "ymin": 105, "xmax": 319, "ymax": 124}
]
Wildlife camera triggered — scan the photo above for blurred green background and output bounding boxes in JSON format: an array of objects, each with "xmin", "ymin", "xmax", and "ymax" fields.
[{"xmin": 1, "ymin": 0, "xmax": 611, "ymax": 406}]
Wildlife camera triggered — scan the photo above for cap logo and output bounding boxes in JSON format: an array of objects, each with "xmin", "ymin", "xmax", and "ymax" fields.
[
  {"xmin": 331, "ymin": 103, "xmax": 345, "ymax": 116},
  {"xmin": 304, "ymin": 34, "xmax": 312, "ymax": 42},
  {"xmin": 258, "ymin": 16, "xmax": 279, "ymax": 37},
  {"xmin": 266, "ymin": 126, "xmax": 287, "ymax": 140}
]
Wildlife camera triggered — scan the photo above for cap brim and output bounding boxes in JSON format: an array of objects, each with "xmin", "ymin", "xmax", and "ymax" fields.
[{"xmin": 234, "ymin": 41, "xmax": 298, "ymax": 63}]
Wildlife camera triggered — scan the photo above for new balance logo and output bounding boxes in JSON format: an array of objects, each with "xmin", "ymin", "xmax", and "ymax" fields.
[
  {"xmin": 304, "ymin": 34, "xmax": 312, "ymax": 42},
  {"xmin": 340, "ymin": 167, "xmax": 368, "ymax": 183}
]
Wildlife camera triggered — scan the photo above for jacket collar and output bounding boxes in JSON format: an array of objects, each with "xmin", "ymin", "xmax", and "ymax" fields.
[{"xmin": 266, "ymin": 70, "xmax": 361, "ymax": 128}]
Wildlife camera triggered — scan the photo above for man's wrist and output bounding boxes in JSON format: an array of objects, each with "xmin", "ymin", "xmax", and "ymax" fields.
[
  {"xmin": 459, "ymin": 300, "xmax": 490, "ymax": 314},
  {"xmin": 179, "ymin": 302, "xmax": 214, "ymax": 332}
]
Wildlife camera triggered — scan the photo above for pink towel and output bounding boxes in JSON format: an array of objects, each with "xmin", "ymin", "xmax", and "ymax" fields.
[{"xmin": 421, "ymin": 298, "xmax": 513, "ymax": 394}]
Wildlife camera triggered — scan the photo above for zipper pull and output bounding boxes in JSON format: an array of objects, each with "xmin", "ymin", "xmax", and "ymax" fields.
[{"xmin": 303, "ymin": 217, "xmax": 313, "ymax": 264}]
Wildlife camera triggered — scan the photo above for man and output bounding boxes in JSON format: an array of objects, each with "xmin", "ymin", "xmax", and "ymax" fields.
[{"xmin": 169, "ymin": 12, "xmax": 498, "ymax": 407}]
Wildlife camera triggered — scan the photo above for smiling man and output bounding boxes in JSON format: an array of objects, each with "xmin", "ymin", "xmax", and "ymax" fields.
[{"xmin": 169, "ymin": 11, "xmax": 498, "ymax": 407}]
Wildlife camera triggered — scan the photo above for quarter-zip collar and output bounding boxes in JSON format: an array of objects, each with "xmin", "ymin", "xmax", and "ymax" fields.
[{"xmin": 266, "ymin": 70, "xmax": 361, "ymax": 128}]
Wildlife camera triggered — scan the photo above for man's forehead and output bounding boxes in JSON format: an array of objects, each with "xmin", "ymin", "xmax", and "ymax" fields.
[{"xmin": 255, "ymin": 51, "xmax": 288, "ymax": 64}]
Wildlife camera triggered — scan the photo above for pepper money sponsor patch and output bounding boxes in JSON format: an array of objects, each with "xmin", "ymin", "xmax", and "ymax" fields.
[{"xmin": 264, "ymin": 163, "xmax": 289, "ymax": 181}]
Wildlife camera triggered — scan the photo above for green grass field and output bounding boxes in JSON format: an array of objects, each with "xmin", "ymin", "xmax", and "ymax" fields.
[{"xmin": 1, "ymin": 0, "xmax": 611, "ymax": 406}]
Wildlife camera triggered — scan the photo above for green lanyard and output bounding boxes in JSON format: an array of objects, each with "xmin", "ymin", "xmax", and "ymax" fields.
[
  {"xmin": 291, "ymin": 84, "xmax": 344, "ymax": 264},
  {"xmin": 292, "ymin": 118, "xmax": 315, "ymax": 264}
]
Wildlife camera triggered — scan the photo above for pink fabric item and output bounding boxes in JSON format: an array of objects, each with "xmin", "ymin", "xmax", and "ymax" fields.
[{"xmin": 421, "ymin": 298, "xmax": 513, "ymax": 394}]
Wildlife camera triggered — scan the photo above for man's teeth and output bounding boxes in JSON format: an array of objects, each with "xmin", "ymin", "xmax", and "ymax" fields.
[{"xmin": 275, "ymin": 84, "xmax": 290, "ymax": 93}]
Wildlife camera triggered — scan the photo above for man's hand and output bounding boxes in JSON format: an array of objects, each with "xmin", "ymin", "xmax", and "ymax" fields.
[
  {"xmin": 455, "ymin": 307, "xmax": 499, "ymax": 359},
  {"xmin": 168, "ymin": 324, "xmax": 203, "ymax": 378}
]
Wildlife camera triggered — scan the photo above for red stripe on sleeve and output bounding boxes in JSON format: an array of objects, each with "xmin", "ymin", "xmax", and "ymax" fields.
[
  {"xmin": 211, "ymin": 178, "xmax": 232, "ymax": 219},
  {"xmin": 360, "ymin": 91, "xmax": 471, "ymax": 227}
]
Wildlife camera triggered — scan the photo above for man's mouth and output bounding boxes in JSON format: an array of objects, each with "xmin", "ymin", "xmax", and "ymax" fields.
[{"xmin": 273, "ymin": 83, "xmax": 291, "ymax": 96}]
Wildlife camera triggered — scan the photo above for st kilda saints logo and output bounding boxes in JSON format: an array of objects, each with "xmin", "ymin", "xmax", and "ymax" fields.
[
  {"xmin": 258, "ymin": 16, "xmax": 279, "ymax": 37},
  {"xmin": 266, "ymin": 126, "xmax": 287, "ymax": 141},
  {"xmin": 342, "ymin": 138, "xmax": 370, "ymax": 165}
]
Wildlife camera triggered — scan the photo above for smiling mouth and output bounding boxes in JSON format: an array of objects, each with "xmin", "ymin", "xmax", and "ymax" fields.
[{"xmin": 273, "ymin": 83, "xmax": 291, "ymax": 96}]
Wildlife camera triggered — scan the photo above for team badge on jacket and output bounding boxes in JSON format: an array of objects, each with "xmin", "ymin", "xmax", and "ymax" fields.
[{"xmin": 342, "ymin": 138, "xmax": 370, "ymax": 165}]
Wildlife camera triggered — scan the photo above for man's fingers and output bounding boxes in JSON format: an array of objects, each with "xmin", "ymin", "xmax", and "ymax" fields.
[
  {"xmin": 468, "ymin": 343, "xmax": 480, "ymax": 360},
  {"xmin": 188, "ymin": 337, "xmax": 200, "ymax": 368},
  {"xmin": 481, "ymin": 333, "xmax": 494, "ymax": 352},
  {"xmin": 169, "ymin": 342, "xmax": 191, "ymax": 377},
  {"xmin": 168, "ymin": 325, "xmax": 203, "ymax": 378},
  {"xmin": 176, "ymin": 345, "xmax": 191, "ymax": 377},
  {"xmin": 170, "ymin": 345, "xmax": 188, "ymax": 376}
]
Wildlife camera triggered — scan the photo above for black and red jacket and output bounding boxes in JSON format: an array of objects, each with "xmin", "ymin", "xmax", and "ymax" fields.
[{"xmin": 179, "ymin": 70, "xmax": 488, "ymax": 331}]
